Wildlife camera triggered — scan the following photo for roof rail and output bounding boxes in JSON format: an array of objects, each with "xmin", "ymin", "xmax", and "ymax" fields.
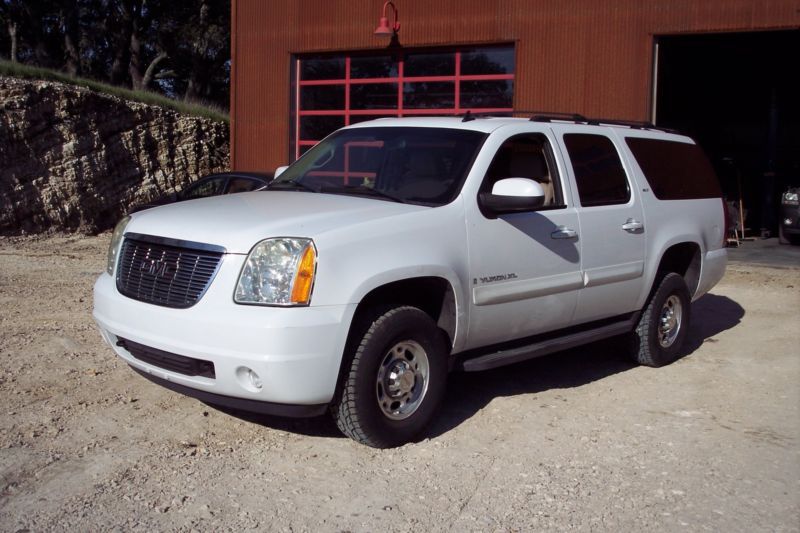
[
  {"xmin": 526, "ymin": 112, "xmax": 589, "ymax": 123},
  {"xmin": 455, "ymin": 111, "xmax": 680, "ymax": 134},
  {"xmin": 524, "ymin": 112, "xmax": 680, "ymax": 134},
  {"xmin": 460, "ymin": 110, "xmax": 514, "ymax": 122},
  {"xmin": 583, "ymin": 117, "xmax": 677, "ymax": 133},
  {"xmin": 586, "ymin": 117, "xmax": 654, "ymax": 128}
]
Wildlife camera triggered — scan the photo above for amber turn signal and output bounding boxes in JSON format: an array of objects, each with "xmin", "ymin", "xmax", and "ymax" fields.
[{"xmin": 291, "ymin": 243, "xmax": 317, "ymax": 304}]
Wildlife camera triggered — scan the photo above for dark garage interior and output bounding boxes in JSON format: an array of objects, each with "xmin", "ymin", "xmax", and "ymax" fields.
[{"xmin": 655, "ymin": 29, "xmax": 800, "ymax": 238}]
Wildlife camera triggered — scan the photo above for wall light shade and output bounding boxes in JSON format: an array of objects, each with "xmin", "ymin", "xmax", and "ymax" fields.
[
  {"xmin": 374, "ymin": 17, "xmax": 393, "ymax": 36},
  {"xmin": 374, "ymin": 1, "xmax": 400, "ymax": 37}
]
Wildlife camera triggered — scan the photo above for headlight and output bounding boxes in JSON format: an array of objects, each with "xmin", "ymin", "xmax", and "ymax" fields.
[
  {"xmin": 782, "ymin": 191, "xmax": 799, "ymax": 205},
  {"xmin": 235, "ymin": 238, "xmax": 317, "ymax": 306},
  {"xmin": 106, "ymin": 216, "xmax": 131, "ymax": 275}
]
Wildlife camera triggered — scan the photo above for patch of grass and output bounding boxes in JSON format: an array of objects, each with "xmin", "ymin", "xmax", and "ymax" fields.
[{"xmin": 0, "ymin": 60, "xmax": 229, "ymax": 123}]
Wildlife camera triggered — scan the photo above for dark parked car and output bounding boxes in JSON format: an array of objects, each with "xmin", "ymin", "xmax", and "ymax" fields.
[
  {"xmin": 129, "ymin": 172, "xmax": 273, "ymax": 213},
  {"xmin": 779, "ymin": 185, "xmax": 799, "ymax": 245}
]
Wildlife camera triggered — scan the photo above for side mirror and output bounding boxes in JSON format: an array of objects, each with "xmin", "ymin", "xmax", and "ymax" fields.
[
  {"xmin": 274, "ymin": 165, "xmax": 289, "ymax": 178},
  {"xmin": 479, "ymin": 178, "xmax": 545, "ymax": 217}
]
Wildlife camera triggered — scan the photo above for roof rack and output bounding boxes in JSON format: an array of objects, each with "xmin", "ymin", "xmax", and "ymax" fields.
[
  {"xmin": 583, "ymin": 117, "xmax": 679, "ymax": 133},
  {"xmin": 461, "ymin": 110, "xmax": 515, "ymax": 122},
  {"xmin": 455, "ymin": 110, "xmax": 679, "ymax": 134},
  {"xmin": 527, "ymin": 112, "xmax": 589, "ymax": 123},
  {"xmin": 524, "ymin": 112, "xmax": 679, "ymax": 134}
]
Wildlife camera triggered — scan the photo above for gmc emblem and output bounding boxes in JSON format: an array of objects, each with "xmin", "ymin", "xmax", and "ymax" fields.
[{"xmin": 139, "ymin": 258, "xmax": 174, "ymax": 279}]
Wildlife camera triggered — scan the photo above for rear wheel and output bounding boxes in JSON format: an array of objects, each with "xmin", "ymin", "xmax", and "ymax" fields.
[
  {"xmin": 630, "ymin": 272, "xmax": 691, "ymax": 367},
  {"xmin": 333, "ymin": 306, "xmax": 447, "ymax": 448}
]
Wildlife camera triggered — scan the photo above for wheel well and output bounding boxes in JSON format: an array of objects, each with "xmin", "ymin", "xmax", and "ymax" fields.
[
  {"xmin": 354, "ymin": 277, "xmax": 456, "ymax": 346},
  {"xmin": 330, "ymin": 277, "xmax": 457, "ymax": 405},
  {"xmin": 657, "ymin": 242, "xmax": 701, "ymax": 295}
]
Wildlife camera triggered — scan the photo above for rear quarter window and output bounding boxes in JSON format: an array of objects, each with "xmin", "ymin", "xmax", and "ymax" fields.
[{"xmin": 625, "ymin": 137, "xmax": 722, "ymax": 200}]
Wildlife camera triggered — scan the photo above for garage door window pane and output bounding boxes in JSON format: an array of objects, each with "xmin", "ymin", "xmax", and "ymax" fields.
[
  {"xmin": 404, "ymin": 52, "xmax": 455, "ymax": 77},
  {"xmin": 404, "ymin": 82, "xmax": 455, "ymax": 109},
  {"xmin": 351, "ymin": 56, "xmax": 398, "ymax": 78},
  {"xmin": 351, "ymin": 83, "xmax": 398, "ymax": 110},
  {"xmin": 301, "ymin": 57, "xmax": 345, "ymax": 80},
  {"xmin": 300, "ymin": 116, "xmax": 345, "ymax": 140},
  {"xmin": 564, "ymin": 134, "xmax": 630, "ymax": 207},
  {"xmin": 461, "ymin": 80, "xmax": 513, "ymax": 108},
  {"xmin": 461, "ymin": 47, "xmax": 515, "ymax": 75},
  {"xmin": 300, "ymin": 85, "xmax": 345, "ymax": 110}
]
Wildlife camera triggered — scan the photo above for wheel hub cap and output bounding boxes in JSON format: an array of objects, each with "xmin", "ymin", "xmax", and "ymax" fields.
[
  {"xmin": 658, "ymin": 295, "xmax": 683, "ymax": 348},
  {"xmin": 386, "ymin": 361, "xmax": 415, "ymax": 396},
  {"xmin": 376, "ymin": 340, "xmax": 430, "ymax": 420}
]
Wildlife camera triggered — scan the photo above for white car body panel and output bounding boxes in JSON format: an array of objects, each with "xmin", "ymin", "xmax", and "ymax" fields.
[{"xmin": 126, "ymin": 191, "xmax": 428, "ymax": 255}]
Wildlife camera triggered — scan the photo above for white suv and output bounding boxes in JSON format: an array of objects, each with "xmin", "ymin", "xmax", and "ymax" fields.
[{"xmin": 94, "ymin": 115, "xmax": 727, "ymax": 447}]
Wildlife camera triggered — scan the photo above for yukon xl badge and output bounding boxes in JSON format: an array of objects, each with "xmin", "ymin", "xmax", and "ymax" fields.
[{"xmin": 473, "ymin": 273, "xmax": 518, "ymax": 285}]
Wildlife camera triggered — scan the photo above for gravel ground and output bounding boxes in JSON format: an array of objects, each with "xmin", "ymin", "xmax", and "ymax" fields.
[{"xmin": 0, "ymin": 234, "xmax": 798, "ymax": 532}]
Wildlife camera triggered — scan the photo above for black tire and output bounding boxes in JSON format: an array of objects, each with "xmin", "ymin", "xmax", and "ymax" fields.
[
  {"xmin": 333, "ymin": 306, "xmax": 447, "ymax": 448},
  {"xmin": 630, "ymin": 272, "xmax": 691, "ymax": 367}
]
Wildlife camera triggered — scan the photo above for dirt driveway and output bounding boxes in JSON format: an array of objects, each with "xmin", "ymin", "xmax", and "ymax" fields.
[{"xmin": 1, "ymin": 234, "xmax": 798, "ymax": 532}]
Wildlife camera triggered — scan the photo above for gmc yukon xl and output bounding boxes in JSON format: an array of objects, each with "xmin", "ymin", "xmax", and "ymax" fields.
[{"xmin": 94, "ymin": 115, "xmax": 727, "ymax": 447}]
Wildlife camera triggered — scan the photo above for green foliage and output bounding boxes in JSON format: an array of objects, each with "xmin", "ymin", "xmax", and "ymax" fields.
[
  {"xmin": 0, "ymin": 0, "xmax": 230, "ymax": 108},
  {"xmin": 0, "ymin": 59, "xmax": 228, "ymax": 123}
]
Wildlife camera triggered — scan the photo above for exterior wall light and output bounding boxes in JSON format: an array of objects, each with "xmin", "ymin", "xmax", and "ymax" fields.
[{"xmin": 374, "ymin": 1, "xmax": 400, "ymax": 37}]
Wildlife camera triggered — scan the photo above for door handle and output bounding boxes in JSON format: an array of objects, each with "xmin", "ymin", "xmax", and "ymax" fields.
[
  {"xmin": 622, "ymin": 218, "xmax": 644, "ymax": 232},
  {"xmin": 551, "ymin": 226, "xmax": 578, "ymax": 239}
]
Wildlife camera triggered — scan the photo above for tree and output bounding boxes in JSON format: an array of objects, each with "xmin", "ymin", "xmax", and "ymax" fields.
[{"xmin": 0, "ymin": 0, "xmax": 231, "ymax": 108}]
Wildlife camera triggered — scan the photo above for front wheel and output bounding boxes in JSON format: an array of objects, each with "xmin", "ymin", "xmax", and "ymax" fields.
[
  {"xmin": 629, "ymin": 272, "xmax": 691, "ymax": 367},
  {"xmin": 333, "ymin": 306, "xmax": 448, "ymax": 448}
]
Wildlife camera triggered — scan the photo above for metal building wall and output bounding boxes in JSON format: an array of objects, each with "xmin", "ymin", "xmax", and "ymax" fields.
[{"xmin": 231, "ymin": 0, "xmax": 798, "ymax": 171}]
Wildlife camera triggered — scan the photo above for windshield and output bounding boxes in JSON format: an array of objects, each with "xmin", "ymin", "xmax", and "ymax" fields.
[{"xmin": 271, "ymin": 127, "xmax": 487, "ymax": 206}]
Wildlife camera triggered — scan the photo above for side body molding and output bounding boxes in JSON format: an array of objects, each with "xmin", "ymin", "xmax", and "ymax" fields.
[
  {"xmin": 583, "ymin": 260, "xmax": 644, "ymax": 287},
  {"xmin": 473, "ymin": 271, "xmax": 584, "ymax": 306}
]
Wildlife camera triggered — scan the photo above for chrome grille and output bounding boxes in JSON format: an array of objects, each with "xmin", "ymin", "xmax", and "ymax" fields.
[{"xmin": 116, "ymin": 233, "xmax": 224, "ymax": 308}]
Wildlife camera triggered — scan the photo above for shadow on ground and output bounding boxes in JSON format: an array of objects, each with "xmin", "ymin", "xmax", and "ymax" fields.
[{"xmin": 215, "ymin": 293, "xmax": 745, "ymax": 442}]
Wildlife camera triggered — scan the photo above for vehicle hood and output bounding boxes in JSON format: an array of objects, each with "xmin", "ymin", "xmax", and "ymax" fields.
[{"xmin": 124, "ymin": 191, "xmax": 428, "ymax": 253}]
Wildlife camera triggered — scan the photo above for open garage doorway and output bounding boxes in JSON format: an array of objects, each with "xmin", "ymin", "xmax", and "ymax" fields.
[{"xmin": 654, "ymin": 30, "xmax": 799, "ymax": 240}]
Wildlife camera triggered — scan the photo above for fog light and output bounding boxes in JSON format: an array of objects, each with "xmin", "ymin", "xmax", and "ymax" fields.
[
  {"xmin": 235, "ymin": 366, "xmax": 263, "ymax": 392},
  {"xmin": 784, "ymin": 218, "xmax": 793, "ymax": 226},
  {"xmin": 248, "ymin": 369, "xmax": 263, "ymax": 389}
]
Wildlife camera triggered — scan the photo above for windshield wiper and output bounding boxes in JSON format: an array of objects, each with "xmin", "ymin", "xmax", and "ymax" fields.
[
  {"xmin": 267, "ymin": 179, "xmax": 319, "ymax": 193},
  {"xmin": 320, "ymin": 184, "xmax": 405, "ymax": 203}
]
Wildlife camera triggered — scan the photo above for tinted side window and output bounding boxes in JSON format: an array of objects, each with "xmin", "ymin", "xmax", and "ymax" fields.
[
  {"xmin": 184, "ymin": 177, "xmax": 225, "ymax": 199},
  {"xmin": 226, "ymin": 178, "xmax": 263, "ymax": 194},
  {"xmin": 482, "ymin": 133, "xmax": 562, "ymax": 208},
  {"xmin": 625, "ymin": 137, "xmax": 722, "ymax": 200},
  {"xmin": 564, "ymin": 134, "xmax": 630, "ymax": 207}
]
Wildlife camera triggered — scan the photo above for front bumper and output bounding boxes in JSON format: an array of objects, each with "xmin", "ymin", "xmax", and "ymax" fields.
[
  {"xmin": 131, "ymin": 367, "xmax": 328, "ymax": 417},
  {"xmin": 93, "ymin": 254, "xmax": 356, "ymax": 410}
]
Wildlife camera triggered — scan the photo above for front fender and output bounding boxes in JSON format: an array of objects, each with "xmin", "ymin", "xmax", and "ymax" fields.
[{"xmin": 309, "ymin": 201, "xmax": 470, "ymax": 351}]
